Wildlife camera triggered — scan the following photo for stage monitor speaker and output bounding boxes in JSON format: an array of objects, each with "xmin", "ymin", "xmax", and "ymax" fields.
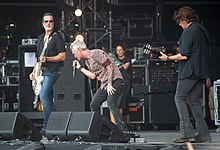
[
  {"xmin": 67, "ymin": 112, "xmax": 129, "ymax": 143},
  {"xmin": 0, "ymin": 112, "xmax": 42, "ymax": 141},
  {"xmin": 46, "ymin": 111, "xmax": 72, "ymax": 141},
  {"xmin": 46, "ymin": 112, "xmax": 129, "ymax": 142}
]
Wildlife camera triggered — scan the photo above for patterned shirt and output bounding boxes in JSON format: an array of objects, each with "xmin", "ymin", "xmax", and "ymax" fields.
[{"xmin": 85, "ymin": 49, "xmax": 123, "ymax": 89}]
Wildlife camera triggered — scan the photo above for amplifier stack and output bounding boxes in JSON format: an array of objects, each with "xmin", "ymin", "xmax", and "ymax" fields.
[
  {"xmin": 131, "ymin": 58, "xmax": 179, "ymax": 129},
  {"xmin": 0, "ymin": 60, "xmax": 19, "ymax": 112}
]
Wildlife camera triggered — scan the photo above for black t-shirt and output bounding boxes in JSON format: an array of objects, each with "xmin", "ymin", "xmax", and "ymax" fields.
[
  {"xmin": 37, "ymin": 32, "xmax": 66, "ymax": 72},
  {"xmin": 178, "ymin": 22, "xmax": 209, "ymax": 80},
  {"xmin": 119, "ymin": 56, "xmax": 132, "ymax": 77}
]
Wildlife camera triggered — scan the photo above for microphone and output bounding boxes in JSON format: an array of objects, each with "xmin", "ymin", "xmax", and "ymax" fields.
[{"xmin": 73, "ymin": 61, "xmax": 76, "ymax": 77}]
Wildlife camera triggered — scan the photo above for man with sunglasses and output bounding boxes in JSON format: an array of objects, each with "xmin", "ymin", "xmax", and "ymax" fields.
[{"xmin": 29, "ymin": 13, "xmax": 66, "ymax": 136}]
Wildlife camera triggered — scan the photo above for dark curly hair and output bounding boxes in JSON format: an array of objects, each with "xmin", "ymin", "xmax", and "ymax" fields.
[{"xmin": 173, "ymin": 6, "xmax": 199, "ymax": 24}]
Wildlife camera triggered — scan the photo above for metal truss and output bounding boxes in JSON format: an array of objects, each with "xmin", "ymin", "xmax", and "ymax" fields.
[{"xmin": 61, "ymin": 0, "xmax": 113, "ymax": 52}]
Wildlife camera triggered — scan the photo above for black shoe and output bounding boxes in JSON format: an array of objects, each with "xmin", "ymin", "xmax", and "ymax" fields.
[
  {"xmin": 195, "ymin": 138, "xmax": 212, "ymax": 143},
  {"xmin": 172, "ymin": 137, "xmax": 196, "ymax": 143}
]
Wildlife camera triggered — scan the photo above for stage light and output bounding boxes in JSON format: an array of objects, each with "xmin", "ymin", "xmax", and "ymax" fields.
[
  {"xmin": 6, "ymin": 18, "xmax": 16, "ymax": 34},
  {"xmin": 75, "ymin": 8, "xmax": 82, "ymax": 17}
]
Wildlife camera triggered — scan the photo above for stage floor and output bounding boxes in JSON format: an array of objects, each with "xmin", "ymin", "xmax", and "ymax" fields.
[{"xmin": 40, "ymin": 129, "xmax": 220, "ymax": 150}]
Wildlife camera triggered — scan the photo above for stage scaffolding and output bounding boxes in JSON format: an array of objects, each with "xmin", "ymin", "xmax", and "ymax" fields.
[{"xmin": 60, "ymin": 0, "xmax": 113, "ymax": 52}]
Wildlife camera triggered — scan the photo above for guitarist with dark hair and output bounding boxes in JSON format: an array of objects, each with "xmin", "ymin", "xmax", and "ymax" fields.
[
  {"xmin": 29, "ymin": 12, "xmax": 66, "ymax": 136},
  {"xmin": 159, "ymin": 6, "xmax": 211, "ymax": 143}
]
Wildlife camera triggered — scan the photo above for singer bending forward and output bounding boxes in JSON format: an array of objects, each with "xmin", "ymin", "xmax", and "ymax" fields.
[{"xmin": 70, "ymin": 40, "xmax": 128, "ymax": 133}]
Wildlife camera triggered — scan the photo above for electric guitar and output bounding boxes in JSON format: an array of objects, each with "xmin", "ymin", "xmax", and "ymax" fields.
[
  {"xmin": 32, "ymin": 61, "xmax": 44, "ymax": 109},
  {"xmin": 143, "ymin": 43, "xmax": 179, "ymax": 57},
  {"xmin": 143, "ymin": 43, "xmax": 166, "ymax": 56},
  {"xmin": 108, "ymin": 52, "xmax": 123, "ymax": 67},
  {"xmin": 31, "ymin": 36, "xmax": 50, "ymax": 109}
]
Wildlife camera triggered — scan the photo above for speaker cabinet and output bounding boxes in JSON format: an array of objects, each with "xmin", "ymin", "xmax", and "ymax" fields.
[
  {"xmin": 133, "ymin": 85, "xmax": 179, "ymax": 125},
  {"xmin": 147, "ymin": 92, "xmax": 179, "ymax": 124},
  {"xmin": 18, "ymin": 45, "xmax": 37, "ymax": 112},
  {"xmin": 46, "ymin": 112, "xmax": 129, "ymax": 143},
  {"xmin": 46, "ymin": 111, "xmax": 72, "ymax": 141},
  {"xmin": 67, "ymin": 112, "xmax": 100, "ymax": 141},
  {"xmin": 127, "ymin": 18, "xmax": 153, "ymax": 38},
  {"xmin": 0, "ymin": 112, "xmax": 42, "ymax": 141},
  {"xmin": 54, "ymin": 44, "xmax": 86, "ymax": 111},
  {"xmin": 68, "ymin": 112, "xmax": 129, "ymax": 143}
]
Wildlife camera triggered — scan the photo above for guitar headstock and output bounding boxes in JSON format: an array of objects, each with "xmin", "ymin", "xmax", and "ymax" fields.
[
  {"xmin": 143, "ymin": 43, "xmax": 153, "ymax": 55},
  {"xmin": 143, "ymin": 43, "xmax": 167, "ymax": 57}
]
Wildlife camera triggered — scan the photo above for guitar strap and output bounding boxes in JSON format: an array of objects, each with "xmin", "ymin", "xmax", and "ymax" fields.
[
  {"xmin": 40, "ymin": 37, "xmax": 49, "ymax": 58},
  {"xmin": 37, "ymin": 32, "xmax": 57, "ymax": 61}
]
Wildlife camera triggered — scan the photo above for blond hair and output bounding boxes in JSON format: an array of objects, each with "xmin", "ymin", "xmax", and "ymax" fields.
[{"xmin": 70, "ymin": 40, "xmax": 87, "ymax": 51}]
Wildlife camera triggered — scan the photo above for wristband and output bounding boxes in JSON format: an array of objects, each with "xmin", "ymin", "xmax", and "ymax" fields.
[
  {"xmin": 167, "ymin": 56, "xmax": 170, "ymax": 61},
  {"xmin": 78, "ymin": 66, "xmax": 82, "ymax": 71}
]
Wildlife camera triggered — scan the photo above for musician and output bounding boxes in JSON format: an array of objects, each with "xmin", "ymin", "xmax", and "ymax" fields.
[
  {"xmin": 70, "ymin": 40, "xmax": 129, "ymax": 135},
  {"xmin": 110, "ymin": 45, "xmax": 132, "ymax": 125},
  {"xmin": 29, "ymin": 13, "xmax": 66, "ymax": 136},
  {"xmin": 159, "ymin": 6, "xmax": 211, "ymax": 143}
]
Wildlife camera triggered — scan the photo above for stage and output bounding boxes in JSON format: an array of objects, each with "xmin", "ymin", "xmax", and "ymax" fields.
[
  {"xmin": 1, "ymin": 130, "xmax": 219, "ymax": 150},
  {"xmin": 40, "ymin": 130, "xmax": 220, "ymax": 150}
]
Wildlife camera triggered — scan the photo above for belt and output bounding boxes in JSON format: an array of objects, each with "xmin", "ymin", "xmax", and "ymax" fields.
[{"xmin": 41, "ymin": 67, "xmax": 48, "ymax": 71}]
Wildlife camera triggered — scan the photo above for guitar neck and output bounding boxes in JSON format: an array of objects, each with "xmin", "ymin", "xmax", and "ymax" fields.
[{"xmin": 35, "ymin": 62, "xmax": 42, "ymax": 76}]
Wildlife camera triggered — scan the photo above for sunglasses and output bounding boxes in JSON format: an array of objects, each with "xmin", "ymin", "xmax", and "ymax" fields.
[{"xmin": 44, "ymin": 20, "xmax": 53, "ymax": 23}]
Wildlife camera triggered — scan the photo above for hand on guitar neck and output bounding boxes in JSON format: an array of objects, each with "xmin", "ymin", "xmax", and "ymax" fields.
[
  {"xmin": 143, "ymin": 43, "xmax": 166, "ymax": 57},
  {"xmin": 143, "ymin": 43, "xmax": 179, "ymax": 58}
]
